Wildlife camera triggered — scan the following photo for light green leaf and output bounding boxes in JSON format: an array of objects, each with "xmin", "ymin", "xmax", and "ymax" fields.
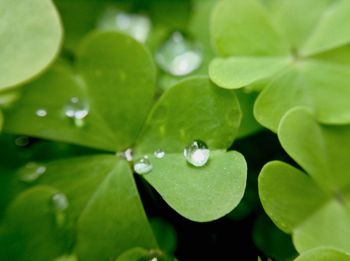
[
  {"xmin": 279, "ymin": 107, "xmax": 350, "ymax": 191},
  {"xmin": 302, "ymin": 0, "xmax": 350, "ymax": 56},
  {"xmin": 31, "ymin": 155, "xmax": 157, "ymax": 261},
  {"xmin": 211, "ymin": 0, "xmax": 289, "ymax": 56},
  {"xmin": 0, "ymin": 186, "xmax": 68, "ymax": 261},
  {"xmin": 259, "ymin": 161, "xmax": 329, "ymax": 233},
  {"xmin": 255, "ymin": 61, "xmax": 350, "ymax": 131},
  {"xmin": 4, "ymin": 32, "xmax": 156, "ymax": 152},
  {"xmin": 265, "ymin": 0, "xmax": 329, "ymax": 49},
  {"xmin": 209, "ymin": 57, "xmax": 289, "ymax": 89},
  {"xmin": 295, "ymin": 248, "xmax": 350, "ymax": 261},
  {"xmin": 0, "ymin": 0, "xmax": 62, "ymax": 90},
  {"xmin": 144, "ymin": 151, "xmax": 247, "ymax": 222},
  {"xmin": 136, "ymin": 77, "xmax": 241, "ymax": 153},
  {"xmin": 259, "ymin": 108, "xmax": 350, "ymax": 254}
]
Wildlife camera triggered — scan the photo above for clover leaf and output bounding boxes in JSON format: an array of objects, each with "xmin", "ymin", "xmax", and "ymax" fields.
[
  {"xmin": 0, "ymin": 0, "xmax": 62, "ymax": 90},
  {"xmin": 259, "ymin": 107, "xmax": 350, "ymax": 254},
  {"xmin": 210, "ymin": 0, "xmax": 350, "ymax": 131},
  {"xmin": 2, "ymin": 31, "xmax": 246, "ymax": 259},
  {"xmin": 295, "ymin": 247, "xmax": 350, "ymax": 261}
]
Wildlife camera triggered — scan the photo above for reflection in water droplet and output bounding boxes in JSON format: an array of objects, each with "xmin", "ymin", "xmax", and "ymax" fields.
[
  {"xmin": 97, "ymin": 8, "xmax": 151, "ymax": 43},
  {"xmin": 51, "ymin": 192, "xmax": 69, "ymax": 227},
  {"xmin": 117, "ymin": 148, "xmax": 133, "ymax": 162},
  {"xmin": 156, "ymin": 32, "xmax": 202, "ymax": 76},
  {"xmin": 19, "ymin": 162, "xmax": 46, "ymax": 183},
  {"xmin": 184, "ymin": 140, "xmax": 210, "ymax": 167},
  {"xmin": 36, "ymin": 108, "xmax": 47, "ymax": 117},
  {"xmin": 134, "ymin": 156, "xmax": 153, "ymax": 175},
  {"xmin": 64, "ymin": 97, "xmax": 89, "ymax": 127},
  {"xmin": 15, "ymin": 136, "xmax": 30, "ymax": 147},
  {"xmin": 154, "ymin": 149, "xmax": 165, "ymax": 159}
]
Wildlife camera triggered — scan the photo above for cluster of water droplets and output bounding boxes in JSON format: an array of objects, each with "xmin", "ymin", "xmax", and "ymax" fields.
[
  {"xmin": 97, "ymin": 7, "xmax": 151, "ymax": 43},
  {"xmin": 35, "ymin": 97, "xmax": 89, "ymax": 128},
  {"xmin": 64, "ymin": 97, "xmax": 89, "ymax": 127},
  {"xmin": 156, "ymin": 32, "xmax": 203, "ymax": 77},
  {"xmin": 132, "ymin": 140, "xmax": 209, "ymax": 175},
  {"xmin": 19, "ymin": 162, "xmax": 47, "ymax": 183}
]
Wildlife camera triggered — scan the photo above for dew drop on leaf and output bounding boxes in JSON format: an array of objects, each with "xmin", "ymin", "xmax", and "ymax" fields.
[
  {"xmin": 36, "ymin": 108, "xmax": 47, "ymax": 117},
  {"xmin": 97, "ymin": 8, "xmax": 151, "ymax": 43},
  {"xmin": 154, "ymin": 149, "xmax": 165, "ymax": 159},
  {"xmin": 64, "ymin": 97, "xmax": 89, "ymax": 127},
  {"xmin": 14, "ymin": 136, "xmax": 30, "ymax": 147},
  {"xmin": 134, "ymin": 156, "xmax": 153, "ymax": 175},
  {"xmin": 51, "ymin": 192, "xmax": 69, "ymax": 227},
  {"xmin": 19, "ymin": 162, "xmax": 46, "ymax": 183},
  {"xmin": 184, "ymin": 140, "xmax": 210, "ymax": 167},
  {"xmin": 117, "ymin": 148, "xmax": 134, "ymax": 162},
  {"xmin": 156, "ymin": 32, "xmax": 202, "ymax": 76}
]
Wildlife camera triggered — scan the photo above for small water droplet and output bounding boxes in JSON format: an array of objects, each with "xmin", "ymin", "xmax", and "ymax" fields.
[
  {"xmin": 117, "ymin": 148, "xmax": 133, "ymax": 162},
  {"xmin": 19, "ymin": 162, "xmax": 46, "ymax": 183},
  {"xmin": 36, "ymin": 108, "xmax": 47, "ymax": 117},
  {"xmin": 64, "ymin": 97, "xmax": 89, "ymax": 127},
  {"xmin": 134, "ymin": 156, "xmax": 152, "ymax": 175},
  {"xmin": 154, "ymin": 149, "xmax": 165, "ymax": 159},
  {"xmin": 156, "ymin": 32, "xmax": 202, "ymax": 76},
  {"xmin": 15, "ymin": 136, "xmax": 30, "ymax": 147},
  {"xmin": 184, "ymin": 140, "xmax": 210, "ymax": 167},
  {"xmin": 51, "ymin": 192, "xmax": 69, "ymax": 227},
  {"xmin": 98, "ymin": 8, "xmax": 151, "ymax": 43}
]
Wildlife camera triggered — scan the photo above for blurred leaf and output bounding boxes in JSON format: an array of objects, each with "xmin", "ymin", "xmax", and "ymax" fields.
[
  {"xmin": 116, "ymin": 248, "xmax": 149, "ymax": 261},
  {"xmin": 295, "ymin": 248, "xmax": 350, "ymax": 261},
  {"xmin": 0, "ymin": 0, "xmax": 62, "ymax": 90},
  {"xmin": 150, "ymin": 218, "xmax": 177, "ymax": 254},
  {"xmin": 0, "ymin": 186, "xmax": 68, "ymax": 261}
]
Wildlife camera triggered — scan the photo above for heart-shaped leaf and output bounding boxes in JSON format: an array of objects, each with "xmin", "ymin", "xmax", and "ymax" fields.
[
  {"xmin": 0, "ymin": 0, "xmax": 62, "ymax": 90},
  {"xmin": 210, "ymin": 0, "xmax": 350, "ymax": 131},
  {"xmin": 259, "ymin": 108, "xmax": 350, "ymax": 254}
]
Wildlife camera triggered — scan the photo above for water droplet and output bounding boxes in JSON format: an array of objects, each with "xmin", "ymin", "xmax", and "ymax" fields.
[
  {"xmin": 154, "ymin": 149, "xmax": 165, "ymax": 159},
  {"xmin": 64, "ymin": 97, "xmax": 89, "ymax": 127},
  {"xmin": 134, "ymin": 156, "xmax": 152, "ymax": 175},
  {"xmin": 19, "ymin": 162, "xmax": 46, "ymax": 183},
  {"xmin": 117, "ymin": 148, "xmax": 133, "ymax": 162},
  {"xmin": 184, "ymin": 140, "xmax": 210, "ymax": 167},
  {"xmin": 15, "ymin": 136, "xmax": 30, "ymax": 147},
  {"xmin": 36, "ymin": 108, "xmax": 47, "ymax": 117},
  {"xmin": 156, "ymin": 32, "xmax": 202, "ymax": 76},
  {"xmin": 98, "ymin": 8, "xmax": 151, "ymax": 43},
  {"xmin": 51, "ymin": 192, "xmax": 69, "ymax": 227}
]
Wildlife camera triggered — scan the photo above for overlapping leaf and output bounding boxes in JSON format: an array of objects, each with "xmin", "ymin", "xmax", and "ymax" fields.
[
  {"xmin": 210, "ymin": 0, "xmax": 350, "ymax": 131},
  {"xmin": 259, "ymin": 108, "xmax": 350, "ymax": 254},
  {"xmin": 0, "ymin": 0, "xmax": 62, "ymax": 90}
]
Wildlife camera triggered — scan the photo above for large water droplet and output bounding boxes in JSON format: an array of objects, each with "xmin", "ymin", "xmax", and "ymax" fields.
[
  {"xmin": 98, "ymin": 8, "xmax": 151, "ymax": 43},
  {"xmin": 134, "ymin": 156, "xmax": 153, "ymax": 175},
  {"xmin": 117, "ymin": 148, "xmax": 134, "ymax": 162},
  {"xmin": 36, "ymin": 108, "xmax": 47, "ymax": 117},
  {"xmin": 64, "ymin": 97, "xmax": 89, "ymax": 127},
  {"xmin": 154, "ymin": 149, "xmax": 165, "ymax": 159},
  {"xmin": 156, "ymin": 32, "xmax": 202, "ymax": 76},
  {"xmin": 19, "ymin": 162, "xmax": 46, "ymax": 183},
  {"xmin": 184, "ymin": 140, "xmax": 210, "ymax": 167},
  {"xmin": 51, "ymin": 192, "xmax": 69, "ymax": 227}
]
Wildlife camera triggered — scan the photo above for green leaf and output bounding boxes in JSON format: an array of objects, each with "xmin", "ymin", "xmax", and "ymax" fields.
[
  {"xmin": 209, "ymin": 57, "xmax": 289, "ymax": 89},
  {"xmin": 150, "ymin": 218, "xmax": 177, "ymax": 254},
  {"xmin": 254, "ymin": 61, "xmax": 350, "ymax": 131},
  {"xmin": 32, "ymin": 155, "xmax": 157, "ymax": 261},
  {"xmin": 0, "ymin": 0, "xmax": 62, "ymax": 90},
  {"xmin": 115, "ymin": 248, "xmax": 149, "ymax": 261},
  {"xmin": 211, "ymin": 0, "xmax": 289, "ymax": 56},
  {"xmin": 143, "ymin": 151, "xmax": 247, "ymax": 222},
  {"xmin": 0, "ymin": 186, "xmax": 68, "ymax": 261},
  {"xmin": 259, "ymin": 108, "xmax": 350, "ymax": 253},
  {"xmin": 136, "ymin": 77, "xmax": 241, "ymax": 153},
  {"xmin": 4, "ymin": 31, "xmax": 156, "ymax": 152},
  {"xmin": 301, "ymin": 0, "xmax": 350, "ymax": 56},
  {"xmin": 295, "ymin": 248, "xmax": 350, "ymax": 261}
]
